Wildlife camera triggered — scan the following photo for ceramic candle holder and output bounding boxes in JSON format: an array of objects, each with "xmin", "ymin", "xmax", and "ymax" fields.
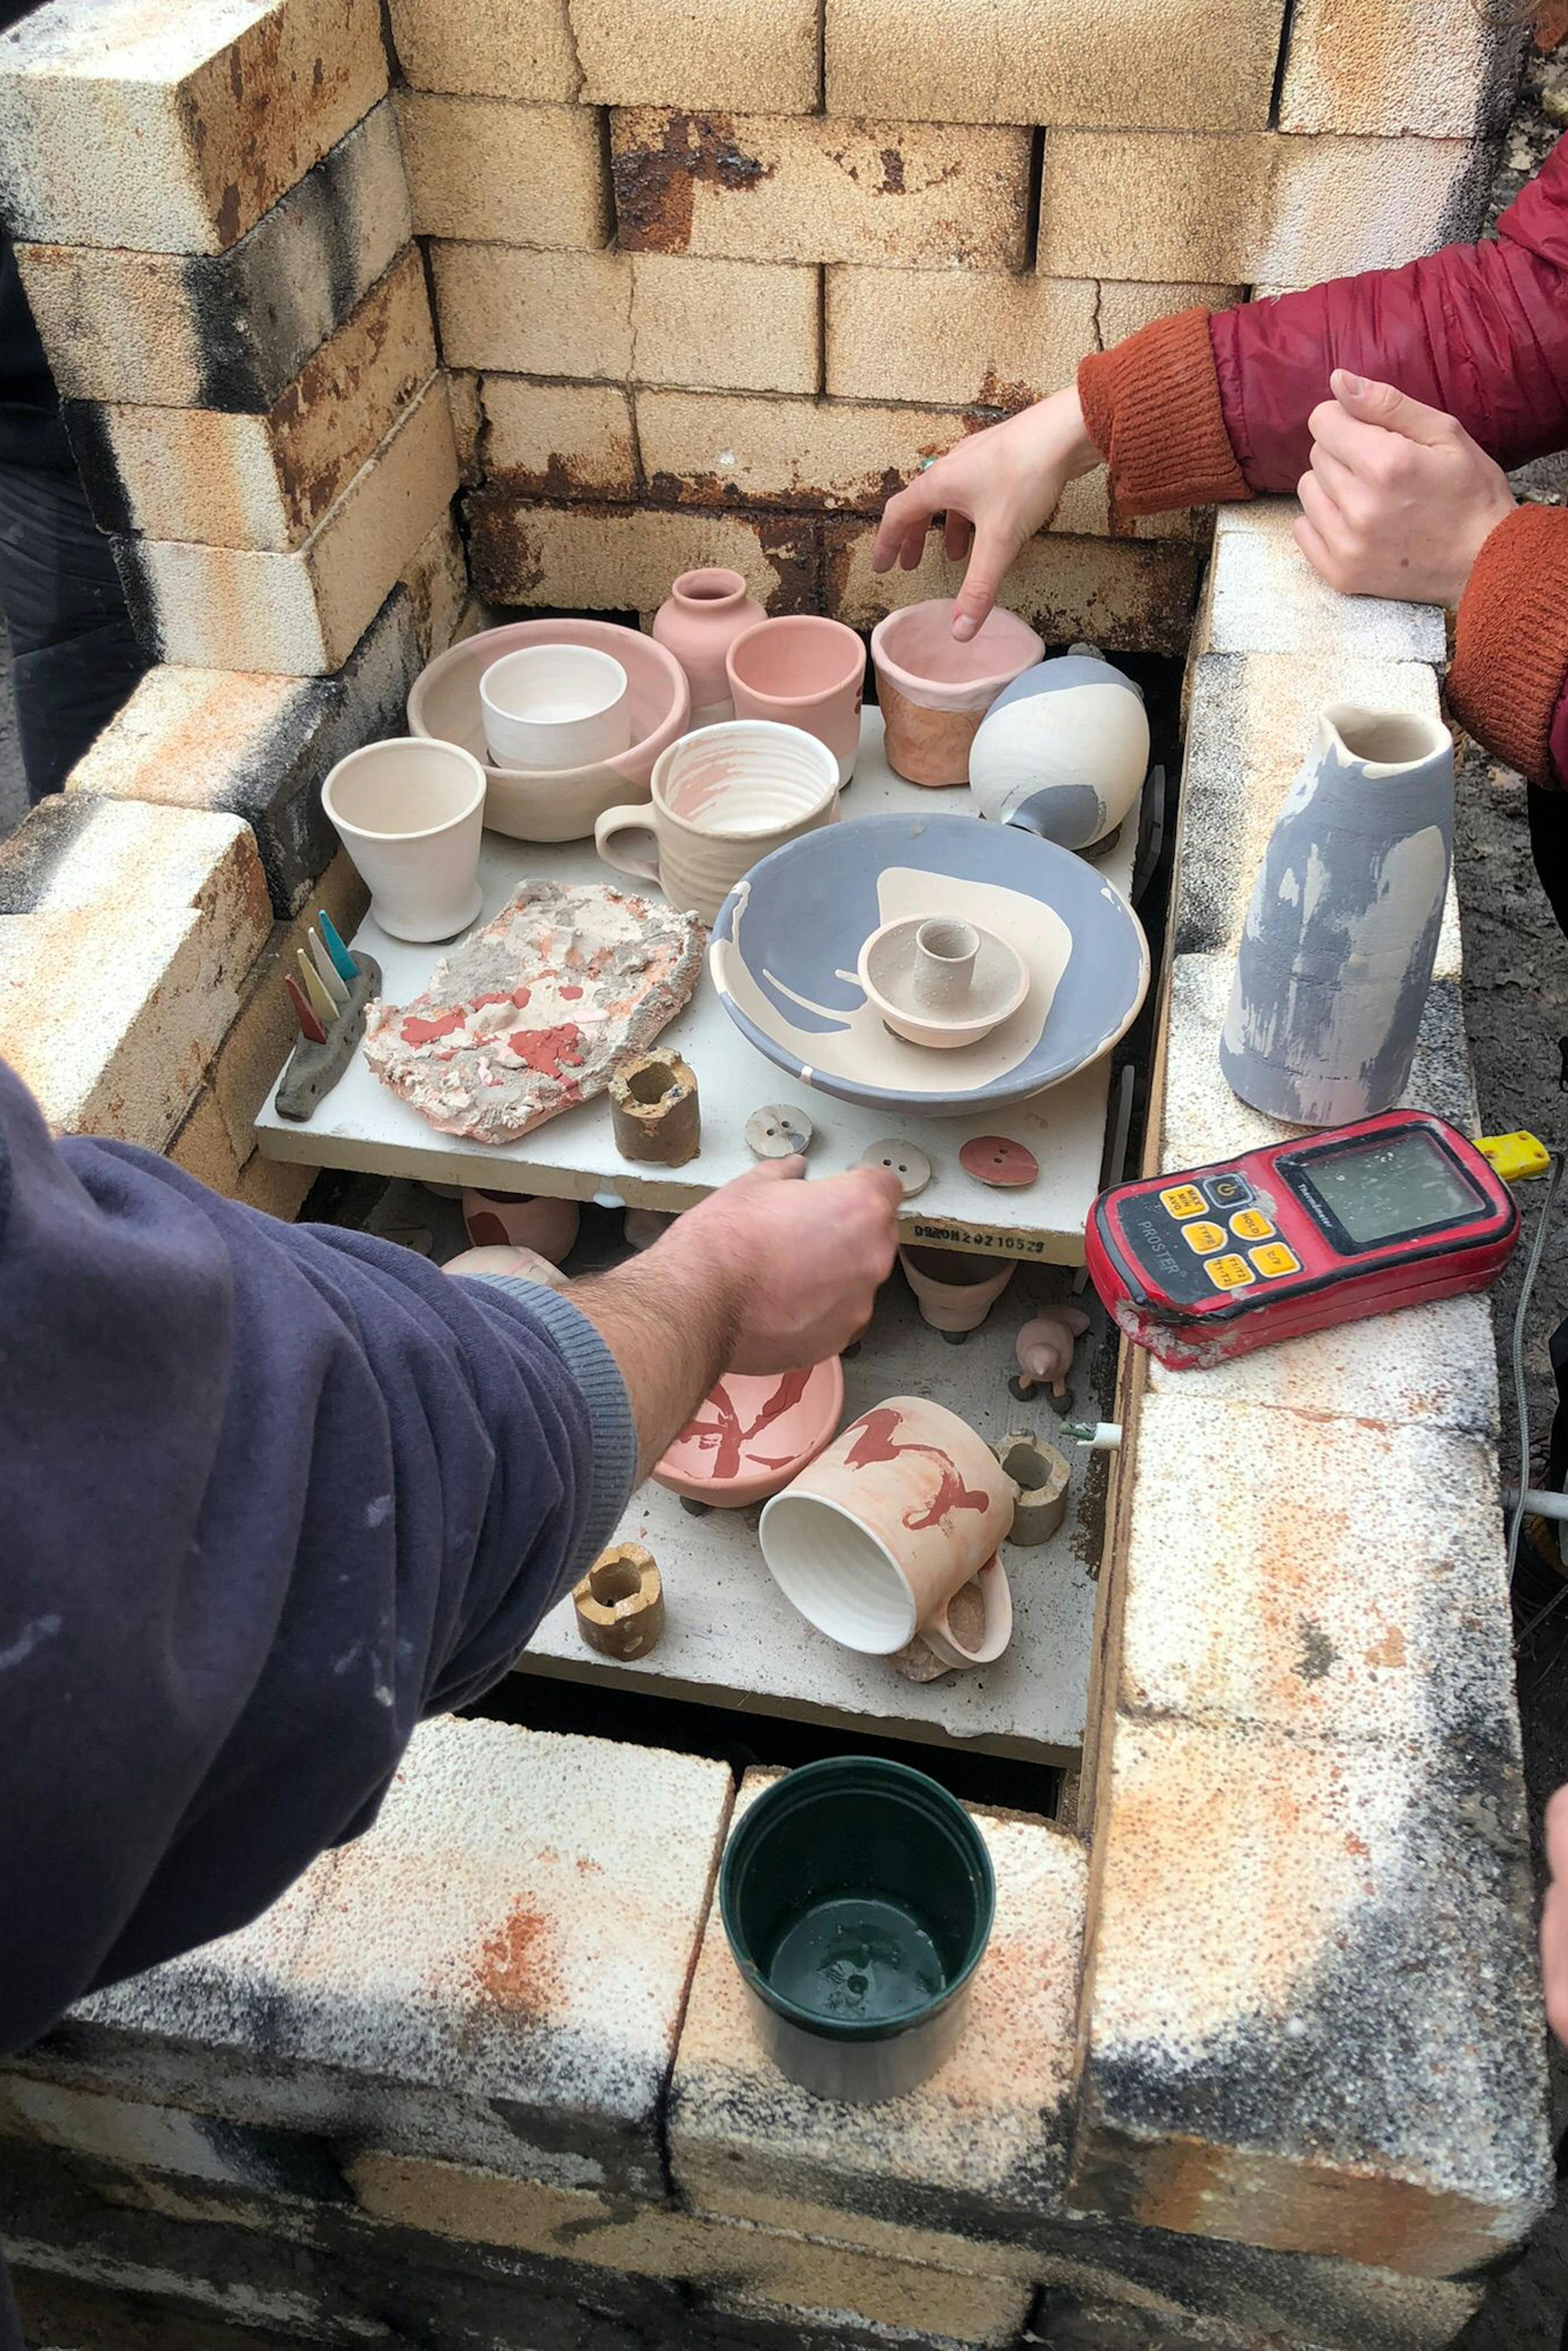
[
  {"xmin": 479, "ymin": 644, "xmax": 632, "ymax": 772},
  {"xmin": 653, "ymin": 1358, "xmax": 845, "ymax": 1508},
  {"xmin": 726, "ymin": 615, "xmax": 866, "ymax": 789},
  {"xmin": 595, "ymin": 720, "xmax": 839, "ymax": 925},
  {"xmin": 653, "ymin": 567, "xmax": 765, "ymax": 727},
  {"xmin": 321, "ymin": 737, "xmax": 486, "ymax": 944},
  {"xmin": 759, "ymin": 1396, "xmax": 1016, "ymax": 1660},
  {"xmin": 858, "ymin": 914, "xmax": 1029, "ymax": 1051},
  {"xmin": 869, "ymin": 600, "xmax": 1043, "ymax": 787}
]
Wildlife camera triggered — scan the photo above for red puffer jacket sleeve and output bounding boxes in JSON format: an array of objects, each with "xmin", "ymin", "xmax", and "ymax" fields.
[{"xmin": 1077, "ymin": 134, "xmax": 1568, "ymax": 788}]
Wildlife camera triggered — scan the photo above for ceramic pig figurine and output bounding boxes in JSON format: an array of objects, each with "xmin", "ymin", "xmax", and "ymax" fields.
[
  {"xmin": 1011, "ymin": 1307, "xmax": 1091, "ymax": 1406},
  {"xmin": 969, "ymin": 654, "xmax": 1149, "ymax": 851}
]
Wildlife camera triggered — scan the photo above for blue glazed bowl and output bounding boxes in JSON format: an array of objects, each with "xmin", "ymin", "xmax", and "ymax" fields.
[{"xmin": 708, "ymin": 812, "xmax": 1149, "ymax": 1116}]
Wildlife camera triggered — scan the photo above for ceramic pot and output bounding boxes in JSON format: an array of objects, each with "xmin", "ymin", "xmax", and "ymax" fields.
[
  {"xmin": 321, "ymin": 738, "xmax": 486, "ymax": 944},
  {"xmin": 898, "ymin": 1246, "xmax": 1016, "ymax": 1335},
  {"xmin": 479, "ymin": 644, "xmax": 631, "ymax": 772},
  {"xmin": 719, "ymin": 1757, "xmax": 995, "ymax": 2102},
  {"xmin": 653, "ymin": 1359, "xmax": 845, "ymax": 1508},
  {"xmin": 869, "ymin": 600, "xmax": 1043, "ymax": 787},
  {"xmin": 1221, "ymin": 704, "xmax": 1455, "ymax": 1127},
  {"xmin": 726, "ymin": 615, "xmax": 866, "ymax": 789},
  {"xmin": 595, "ymin": 720, "xmax": 839, "ymax": 924},
  {"xmin": 858, "ymin": 916, "xmax": 1029, "ymax": 1050},
  {"xmin": 759, "ymin": 1395, "xmax": 1016, "ymax": 1658},
  {"xmin": 653, "ymin": 568, "xmax": 765, "ymax": 727},
  {"xmin": 969, "ymin": 653, "xmax": 1149, "ymax": 851},
  {"xmin": 460, "ymin": 1188, "xmax": 580, "ymax": 1262}
]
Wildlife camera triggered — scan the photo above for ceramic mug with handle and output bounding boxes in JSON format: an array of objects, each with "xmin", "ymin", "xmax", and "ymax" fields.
[
  {"xmin": 759, "ymin": 1395, "xmax": 1016, "ymax": 1665},
  {"xmin": 594, "ymin": 720, "xmax": 839, "ymax": 924}
]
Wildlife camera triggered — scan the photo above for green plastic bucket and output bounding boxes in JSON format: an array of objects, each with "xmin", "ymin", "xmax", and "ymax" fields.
[{"xmin": 719, "ymin": 1756, "xmax": 996, "ymax": 2102}]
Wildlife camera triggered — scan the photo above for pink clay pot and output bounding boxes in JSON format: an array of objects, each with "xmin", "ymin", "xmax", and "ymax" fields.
[
  {"xmin": 653, "ymin": 568, "xmax": 765, "ymax": 728},
  {"xmin": 653, "ymin": 1357, "xmax": 845, "ymax": 1508},
  {"xmin": 870, "ymin": 600, "xmax": 1044, "ymax": 787},
  {"xmin": 461, "ymin": 1187, "xmax": 580, "ymax": 1264},
  {"xmin": 726, "ymin": 615, "xmax": 866, "ymax": 789}
]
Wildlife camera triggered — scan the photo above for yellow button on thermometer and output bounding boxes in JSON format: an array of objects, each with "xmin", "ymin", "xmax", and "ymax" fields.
[
  {"xmin": 1160, "ymin": 1184, "xmax": 1207, "ymax": 1218},
  {"xmin": 1230, "ymin": 1207, "xmax": 1274, "ymax": 1241},
  {"xmin": 1183, "ymin": 1221, "xmax": 1227, "ymax": 1254},
  {"xmin": 1206, "ymin": 1254, "xmax": 1255, "ymax": 1290},
  {"xmin": 1249, "ymin": 1241, "xmax": 1301, "ymax": 1278}
]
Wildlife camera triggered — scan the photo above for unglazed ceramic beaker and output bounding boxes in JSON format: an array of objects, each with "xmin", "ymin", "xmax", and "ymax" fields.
[
  {"xmin": 726, "ymin": 614, "xmax": 866, "ymax": 788},
  {"xmin": 869, "ymin": 599, "xmax": 1043, "ymax": 787},
  {"xmin": 652, "ymin": 568, "xmax": 765, "ymax": 727},
  {"xmin": 1221, "ymin": 704, "xmax": 1454, "ymax": 1127},
  {"xmin": 321, "ymin": 738, "xmax": 486, "ymax": 943}
]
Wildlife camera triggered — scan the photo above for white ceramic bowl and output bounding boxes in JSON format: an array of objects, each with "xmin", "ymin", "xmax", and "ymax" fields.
[{"xmin": 479, "ymin": 643, "xmax": 631, "ymax": 771}]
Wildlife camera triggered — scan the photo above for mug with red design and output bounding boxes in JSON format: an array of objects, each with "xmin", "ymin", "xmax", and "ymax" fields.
[{"xmin": 758, "ymin": 1395, "xmax": 1015, "ymax": 1665}]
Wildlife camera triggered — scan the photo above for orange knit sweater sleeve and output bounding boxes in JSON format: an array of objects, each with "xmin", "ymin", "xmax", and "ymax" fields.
[
  {"xmin": 1076, "ymin": 308, "xmax": 1251, "ymax": 517},
  {"xmin": 1449, "ymin": 504, "xmax": 1568, "ymax": 790}
]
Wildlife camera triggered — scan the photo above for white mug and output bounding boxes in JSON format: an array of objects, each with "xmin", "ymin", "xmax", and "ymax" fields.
[
  {"xmin": 322, "ymin": 738, "xmax": 486, "ymax": 943},
  {"xmin": 594, "ymin": 721, "xmax": 838, "ymax": 924}
]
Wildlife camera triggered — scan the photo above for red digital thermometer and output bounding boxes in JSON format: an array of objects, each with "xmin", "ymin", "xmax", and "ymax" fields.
[{"xmin": 1085, "ymin": 1109, "xmax": 1519, "ymax": 1370}]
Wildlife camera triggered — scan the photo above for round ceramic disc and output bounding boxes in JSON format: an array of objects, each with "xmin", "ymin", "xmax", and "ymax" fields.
[
  {"xmin": 960, "ymin": 1134, "xmax": 1039, "ymax": 1189},
  {"xmin": 860, "ymin": 1138, "xmax": 931, "ymax": 1198},
  {"xmin": 746, "ymin": 1103, "xmax": 815, "ymax": 1159}
]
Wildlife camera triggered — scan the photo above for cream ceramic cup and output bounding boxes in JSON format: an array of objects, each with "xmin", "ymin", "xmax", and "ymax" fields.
[
  {"xmin": 593, "ymin": 720, "xmax": 839, "ymax": 924},
  {"xmin": 759, "ymin": 1396, "xmax": 1016, "ymax": 1660},
  {"xmin": 321, "ymin": 738, "xmax": 487, "ymax": 943},
  {"xmin": 479, "ymin": 643, "xmax": 631, "ymax": 771}
]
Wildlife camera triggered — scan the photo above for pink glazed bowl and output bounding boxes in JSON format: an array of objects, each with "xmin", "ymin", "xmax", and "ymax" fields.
[
  {"xmin": 869, "ymin": 599, "xmax": 1044, "ymax": 787},
  {"xmin": 652, "ymin": 1358, "xmax": 845, "ymax": 1508},
  {"xmin": 408, "ymin": 620, "xmax": 690, "ymax": 843}
]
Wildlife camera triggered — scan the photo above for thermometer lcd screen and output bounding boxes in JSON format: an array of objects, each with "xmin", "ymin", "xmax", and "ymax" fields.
[{"xmin": 1301, "ymin": 1129, "xmax": 1480, "ymax": 1247}]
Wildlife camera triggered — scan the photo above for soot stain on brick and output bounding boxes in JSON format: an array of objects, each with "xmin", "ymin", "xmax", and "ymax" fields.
[
  {"xmin": 464, "ymin": 488, "xmax": 548, "ymax": 600},
  {"xmin": 612, "ymin": 113, "xmax": 773, "ymax": 254},
  {"xmin": 60, "ymin": 403, "xmax": 134, "ymax": 536},
  {"xmin": 878, "ymin": 147, "xmax": 906, "ymax": 195},
  {"xmin": 1295, "ymin": 1617, "xmax": 1337, "ymax": 1683}
]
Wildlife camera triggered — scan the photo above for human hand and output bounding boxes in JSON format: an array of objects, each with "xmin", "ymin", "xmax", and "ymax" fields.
[
  {"xmin": 1295, "ymin": 370, "xmax": 1516, "ymax": 609},
  {"xmin": 662, "ymin": 1157, "xmax": 902, "ymax": 1373},
  {"xmin": 1543, "ymin": 1785, "xmax": 1568, "ymax": 2043},
  {"xmin": 871, "ymin": 386, "xmax": 1100, "ymax": 643}
]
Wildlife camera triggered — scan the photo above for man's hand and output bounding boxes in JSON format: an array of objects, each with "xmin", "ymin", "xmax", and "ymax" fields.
[
  {"xmin": 659, "ymin": 1157, "xmax": 902, "ymax": 1373},
  {"xmin": 1295, "ymin": 370, "xmax": 1516, "ymax": 609},
  {"xmin": 871, "ymin": 386, "xmax": 1101, "ymax": 643},
  {"xmin": 1543, "ymin": 1785, "xmax": 1568, "ymax": 2043}
]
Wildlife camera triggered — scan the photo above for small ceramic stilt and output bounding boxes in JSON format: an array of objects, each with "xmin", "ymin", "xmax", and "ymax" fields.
[
  {"xmin": 610, "ymin": 1051, "xmax": 700, "ymax": 1166},
  {"xmin": 573, "ymin": 1543, "xmax": 664, "ymax": 1659},
  {"xmin": 994, "ymin": 1434, "xmax": 1070, "ymax": 1544}
]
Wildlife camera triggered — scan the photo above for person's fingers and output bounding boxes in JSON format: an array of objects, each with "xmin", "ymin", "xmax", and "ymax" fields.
[
  {"xmin": 1293, "ymin": 508, "xmax": 1347, "ymax": 592},
  {"xmin": 899, "ymin": 519, "xmax": 931, "ymax": 572},
  {"xmin": 844, "ymin": 1162, "xmax": 905, "ymax": 1215},
  {"xmin": 1295, "ymin": 468, "xmax": 1348, "ymax": 550},
  {"xmin": 943, "ymin": 509, "xmax": 972, "ymax": 566},
  {"xmin": 1331, "ymin": 368, "xmax": 1458, "ymax": 448},
  {"xmin": 951, "ymin": 524, "xmax": 1015, "ymax": 642},
  {"xmin": 1307, "ymin": 441, "xmax": 1361, "ymax": 513},
  {"xmin": 1306, "ymin": 397, "xmax": 1395, "ymax": 470},
  {"xmin": 871, "ymin": 477, "xmax": 941, "ymax": 573},
  {"xmin": 1547, "ymin": 1784, "xmax": 1568, "ymax": 1869},
  {"xmin": 738, "ymin": 1153, "xmax": 805, "ymax": 1187}
]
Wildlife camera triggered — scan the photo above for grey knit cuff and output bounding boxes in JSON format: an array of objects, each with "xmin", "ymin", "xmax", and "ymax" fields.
[{"xmin": 465, "ymin": 1275, "xmax": 638, "ymax": 1587}]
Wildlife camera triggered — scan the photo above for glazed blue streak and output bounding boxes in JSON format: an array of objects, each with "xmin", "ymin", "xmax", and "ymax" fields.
[{"xmin": 711, "ymin": 812, "xmax": 1149, "ymax": 1117}]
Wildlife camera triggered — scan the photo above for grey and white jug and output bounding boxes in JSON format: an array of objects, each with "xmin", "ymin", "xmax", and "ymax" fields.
[{"xmin": 1220, "ymin": 704, "xmax": 1454, "ymax": 1128}]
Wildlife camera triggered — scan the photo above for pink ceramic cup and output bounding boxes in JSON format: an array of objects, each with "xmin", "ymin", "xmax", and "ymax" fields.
[
  {"xmin": 869, "ymin": 599, "xmax": 1044, "ymax": 787},
  {"xmin": 758, "ymin": 1395, "xmax": 1016, "ymax": 1657},
  {"xmin": 726, "ymin": 615, "xmax": 866, "ymax": 790}
]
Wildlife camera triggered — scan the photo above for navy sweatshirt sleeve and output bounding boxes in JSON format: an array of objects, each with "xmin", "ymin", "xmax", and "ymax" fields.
[{"xmin": 0, "ymin": 1057, "xmax": 635, "ymax": 2058}]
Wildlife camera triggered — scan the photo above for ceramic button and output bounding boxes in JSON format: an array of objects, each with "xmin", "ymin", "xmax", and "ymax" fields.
[
  {"xmin": 746, "ymin": 1103, "xmax": 814, "ymax": 1160},
  {"xmin": 861, "ymin": 1138, "xmax": 931, "ymax": 1199},
  {"xmin": 959, "ymin": 1134, "xmax": 1038, "ymax": 1189}
]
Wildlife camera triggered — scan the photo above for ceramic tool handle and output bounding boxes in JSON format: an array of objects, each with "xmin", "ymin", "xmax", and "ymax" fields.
[{"xmin": 594, "ymin": 803, "xmax": 663, "ymax": 888}]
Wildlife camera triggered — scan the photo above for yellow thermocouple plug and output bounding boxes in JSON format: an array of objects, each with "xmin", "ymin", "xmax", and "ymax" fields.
[{"xmin": 1475, "ymin": 1132, "xmax": 1552, "ymax": 1183}]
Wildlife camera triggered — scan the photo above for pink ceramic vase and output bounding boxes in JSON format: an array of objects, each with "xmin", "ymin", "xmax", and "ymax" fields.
[{"xmin": 653, "ymin": 569, "xmax": 765, "ymax": 728}]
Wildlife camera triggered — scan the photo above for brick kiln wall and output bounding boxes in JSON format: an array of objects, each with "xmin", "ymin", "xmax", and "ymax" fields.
[{"xmin": 0, "ymin": 0, "xmax": 1521, "ymax": 1188}]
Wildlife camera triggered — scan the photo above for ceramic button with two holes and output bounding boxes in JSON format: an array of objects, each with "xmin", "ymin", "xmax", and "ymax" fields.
[
  {"xmin": 861, "ymin": 1138, "xmax": 931, "ymax": 1199},
  {"xmin": 746, "ymin": 1103, "xmax": 814, "ymax": 1160},
  {"xmin": 960, "ymin": 1134, "xmax": 1038, "ymax": 1190}
]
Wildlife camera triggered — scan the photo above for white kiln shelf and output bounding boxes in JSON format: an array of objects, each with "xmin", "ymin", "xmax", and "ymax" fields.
[
  {"xmin": 254, "ymin": 709, "xmax": 1138, "ymax": 1264},
  {"xmin": 523, "ymin": 1261, "xmax": 1099, "ymax": 1765}
]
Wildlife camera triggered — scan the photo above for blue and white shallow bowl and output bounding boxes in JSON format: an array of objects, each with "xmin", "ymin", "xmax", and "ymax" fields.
[
  {"xmin": 709, "ymin": 813, "xmax": 1150, "ymax": 1117},
  {"xmin": 969, "ymin": 654, "xmax": 1149, "ymax": 851}
]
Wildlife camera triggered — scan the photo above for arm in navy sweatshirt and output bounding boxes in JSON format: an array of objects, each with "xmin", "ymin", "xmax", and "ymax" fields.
[{"xmin": 0, "ymin": 1058, "xmax": 635, "ymax": 2057}]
